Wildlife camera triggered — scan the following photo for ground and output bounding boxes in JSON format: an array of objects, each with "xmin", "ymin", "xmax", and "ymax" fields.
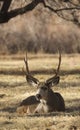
[{"xmin": 0, "ymin": 54, "xmax": 80, "ymax": 130}]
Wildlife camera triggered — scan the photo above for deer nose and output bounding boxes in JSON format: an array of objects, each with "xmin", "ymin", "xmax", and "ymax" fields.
[{"xmin": 36, "ymin": 94, "xmax": 41, "ymax": 100}]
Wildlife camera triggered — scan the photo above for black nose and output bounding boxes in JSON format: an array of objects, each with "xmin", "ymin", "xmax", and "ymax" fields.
[{"xmin": 36, "ymin": 94, "xmax": 41, "ymax": 100}]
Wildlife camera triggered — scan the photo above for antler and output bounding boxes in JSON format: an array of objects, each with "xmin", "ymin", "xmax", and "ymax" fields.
[
  {"xmin": 45, "ymin": 51, "xmax": 61, "ymax": 86},
  {"xmin": 55, "ymin": 50, "xmax": 61, "ymax": 76},
  {"xmin": 24, "ymin": 52, "xmax": 29, "ymax": 74},
  {"xmin": 24, "ymin": 52, "xmax": 39, "ymax": 86}
]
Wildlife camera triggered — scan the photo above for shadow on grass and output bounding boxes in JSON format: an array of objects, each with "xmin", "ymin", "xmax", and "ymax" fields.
[
  {"xmin": 3, "ymin": 121, "xmax": 13, "ymax": 125},
  {"xmin": 66, "ymin": 98, "xmax": 80, "ymax": 113},
  {"xmin": 0, "ymin": 69, "xmax": 80, "ymax": 76},
  {"xmin": 0, "ymin": 80, "xmax": 80, "ymax": 88},
  {"xmin": 59, "ymin": 81, "xmax": 80, "ymax": 88},
  {"xmin": 27, "ymin": 108, "xmax": 80, "ymax": 117},
  {"xmin": 0, "ymin": 81, "xmax": 26, "ymax": 88},
  {"xmin": 0, "ymin": 99, "xmax": 80, "ymax": 117},
  {"xmin": 0, "ymin": 94, "xmax": 6, "ymax": 98},
  {"xmin": 0, "ymin": 106, "xmax": 17, "ymax": 113},
  {"xmin": 26, "ymin": 98, "xmax": 80, "ymax": 117},
  {"xmin": 31, "ymin": 69, "xmax": 80, "ymax": 76},
  {"xmin": 0, "ymin": 121, "xmax": 13, "ymax": 127}
]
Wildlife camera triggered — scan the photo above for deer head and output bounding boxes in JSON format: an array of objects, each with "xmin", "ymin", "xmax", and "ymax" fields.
[{"xmin": 24, "ymin": 52, "xmax": 61, "ymax": 101}]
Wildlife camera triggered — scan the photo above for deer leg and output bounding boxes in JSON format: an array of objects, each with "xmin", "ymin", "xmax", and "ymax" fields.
[{"xmin": 34, "ymin": 103, "xmax": 44, "ymax": 113}]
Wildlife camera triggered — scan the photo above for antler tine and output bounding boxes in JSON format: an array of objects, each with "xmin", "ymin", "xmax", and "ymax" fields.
[
  {"xmin": 24, "ymin": 52, "xmax": 29, "ymax": 75},
  {"xmin": 55, "ymin": 50, "xmax": 61, "ymax": 76},
  {"xmin": 24, "ymin": 52, "xmax": 39, "ymax": 86}
]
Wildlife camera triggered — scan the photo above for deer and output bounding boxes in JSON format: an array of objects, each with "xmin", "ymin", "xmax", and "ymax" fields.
[{"xmin": 17, "ymin": 52, "xmax": 65, "ymax": 114}]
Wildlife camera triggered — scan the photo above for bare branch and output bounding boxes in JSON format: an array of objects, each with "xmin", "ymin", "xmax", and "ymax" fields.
[
  {"xmin": 42, "ymin": 0, "xmax": 80, "ymax": 12},
  {"xmin": 0, "ymin": 0, "xmax": 43, "ymax": 23},
  {"xmin": 24, "ymin": 52, "xmax": 29, "ymax": 75},
  {"xmin": 42, "ymin": 0, "xmax": 80, "ymax": 24},
  {"xmin": 55, "ymin": 51, "xmax": 61, "ymax": 76},
  {"xmin": 0, "ymin": 0, "xmax": 80, "ymax": 24},
  {"xmin": 1, "ymin": 0, "xmax": 12, "ymax": 12}
]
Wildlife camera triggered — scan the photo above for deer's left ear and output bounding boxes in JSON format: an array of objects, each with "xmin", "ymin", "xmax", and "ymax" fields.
[
  {"xmin": 26, "ymin": 74, "xmax": 39, "ymax": 87},
  {"xmin": 45, "ymin": 76, "xmax": 60, "ymax": 87}
]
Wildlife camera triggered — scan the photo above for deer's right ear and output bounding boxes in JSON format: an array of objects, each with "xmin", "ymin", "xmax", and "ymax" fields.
[{"xmin": 45, "ymin": 76, "xmax": 60, "ymax": 87}]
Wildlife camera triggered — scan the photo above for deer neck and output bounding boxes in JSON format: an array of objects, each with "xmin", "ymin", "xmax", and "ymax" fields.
[{"xmin": 47, "ymin": 89, "xmax": 56, "ymax": 105}]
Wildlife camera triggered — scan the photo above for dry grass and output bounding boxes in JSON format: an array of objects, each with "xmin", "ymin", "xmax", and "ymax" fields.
[{"xmin": 0, "ymin": 54, "xmax": 80, "ymax": 130}]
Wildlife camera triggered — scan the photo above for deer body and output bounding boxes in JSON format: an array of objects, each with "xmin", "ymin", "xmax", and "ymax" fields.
[{"xmin": 17, "ymin": 52, "xmax": 65, "ymax": 114}]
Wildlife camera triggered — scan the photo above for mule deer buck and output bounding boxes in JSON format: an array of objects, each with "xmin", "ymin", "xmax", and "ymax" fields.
[{"xmin": 17, "ymin": 52, "xmax": 65, "ymax": 114}]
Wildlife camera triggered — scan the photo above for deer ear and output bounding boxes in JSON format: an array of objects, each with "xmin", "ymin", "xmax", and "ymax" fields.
[
  {"xmin": 26, "ymin": 74, "xmax": 39, "ymax": 87},
  {"xmin": 45, "ymin": 76, "xmax": 60, "ymax": 87}
]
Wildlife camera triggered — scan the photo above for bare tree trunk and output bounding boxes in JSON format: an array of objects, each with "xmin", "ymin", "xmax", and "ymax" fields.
[{"xmin": 1, "ymin": 0, "xmax": 12, "ymax": 12}]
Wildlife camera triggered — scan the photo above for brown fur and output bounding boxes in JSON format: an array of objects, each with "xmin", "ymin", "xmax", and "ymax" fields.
[
  {"xmin": 35, "ymin": 87, "xmax": 65, "ymax": 113},
  {"xmin": 17, "ymin": 95, "xmax": 39, "ymax": 114}
]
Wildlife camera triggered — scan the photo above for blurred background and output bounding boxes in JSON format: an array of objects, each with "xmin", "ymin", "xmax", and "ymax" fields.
[{"xmin": 0, "ymin": 0, "xmax": 80, "ymax": 54}]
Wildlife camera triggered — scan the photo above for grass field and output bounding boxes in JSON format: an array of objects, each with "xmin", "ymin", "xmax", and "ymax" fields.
[{"xmin": 0, "ymin": 54, "xmax": 80, "ymax": 130}]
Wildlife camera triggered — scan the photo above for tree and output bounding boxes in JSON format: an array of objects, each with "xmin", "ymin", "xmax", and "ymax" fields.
[
  {"xmin": 1, "ymin": 0, "xmax": 12, "ymax": 12},
  {"xmin": 0, "ymin": 0, "xmax": 80, "ymax": 25}
]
